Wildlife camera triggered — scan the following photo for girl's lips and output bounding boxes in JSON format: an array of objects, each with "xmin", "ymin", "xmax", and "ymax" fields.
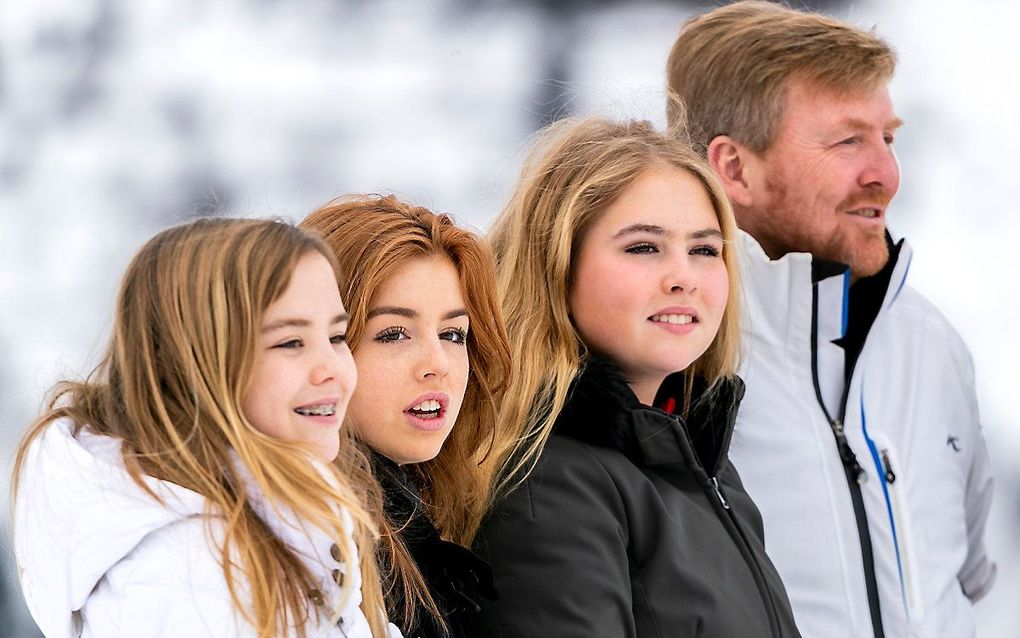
[
  {"xmin": 403, "ymin": 391, "xmax": 450, "ymax": 433},
  {"xmin": 403, "ymin": 410, "xmax": 448, "ymax": 432},
  {"xmin": 293, "ymin": 397, "xmax": 341, "ymax": 425},
  {"xmin": 648, "ymin": 306, "xmax": 699, "ymax": 335},
  {"xmin": 403, "ymin": 391, "xmax": 449, "ymax": 412}
]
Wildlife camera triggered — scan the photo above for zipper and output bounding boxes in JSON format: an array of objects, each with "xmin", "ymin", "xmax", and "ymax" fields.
[
  {"xmin": 879, "ymin": 446, "xmax": 923, "ymax": 623},
  {"xmin": 666, "ymin": 412, "xmax": 785, "ymax": 636},
  {"xmin": 880, "ymin": 450, "xmax": 896, "ymax": 484},
  {"xmin": 707, "ymin": 472, "xmax": 783, "ymax": 636},
  {"xmin": 711, "ymin": 476, "xmax": 730, "ymax": 509},
  {"xmin": 833, "ymin": 419, "xmax": 866, "ymax": 484},
  {"xmin": 810, "ymin": 276, "xmax": 885, "ymax": 638}
]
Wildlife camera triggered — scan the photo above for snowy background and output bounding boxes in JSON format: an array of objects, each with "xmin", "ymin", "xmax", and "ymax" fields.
[{"xmin": 1, "ymin": 0, "xmax": 1016, "ymax": 635}]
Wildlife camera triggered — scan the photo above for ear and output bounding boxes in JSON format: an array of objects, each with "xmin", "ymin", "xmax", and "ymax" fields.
[{"xmin": 706, "ymin": 135, "xmax": 754, "ymax": 208}]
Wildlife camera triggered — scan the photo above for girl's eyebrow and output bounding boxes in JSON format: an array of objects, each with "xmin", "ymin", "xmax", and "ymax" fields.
[
  {"xmin": 367, "ymin": 306, "xmax": 416, "ymax": 320},
  {"xmin": 612, "ymin": 224, "xmax": 723, "ymax": 241},
  {"xmin": 262, "ymin": 313, "xmax": 348, "ymax": 333},
  {"xmin": 612, "ymin": 223, "xmax": 667, "ymax": 239},
  {"xmin": 367, "ymin": 306, "xmax": 468, "ymax": 321},
  {"xmin": 691, "ymin": 229, "xmax": 724, "ymax": 240}
]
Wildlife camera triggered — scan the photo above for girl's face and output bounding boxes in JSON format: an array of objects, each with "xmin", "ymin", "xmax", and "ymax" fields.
[
  {"xmin": 569, "ymin": 164, "xmax": 729, "ymax": 405},
  {"xmin": 346, "ymin": 255, "xmax": 470, "ymax": 465},
  {"xmin": 243, "ymin": 252, "xmax": 357, "ymax": 462}
]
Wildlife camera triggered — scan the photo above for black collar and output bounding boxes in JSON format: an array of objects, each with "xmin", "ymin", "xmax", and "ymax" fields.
[{"xmin": 552, "ymin": 357, "xmax": 745, "ymax": 475}]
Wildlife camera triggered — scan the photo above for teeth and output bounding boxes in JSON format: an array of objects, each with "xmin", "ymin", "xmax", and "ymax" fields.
[
  {"xmin": 650, "ymin": 314, "xmax": 694, "ymax": 325},
  {"xmin": 409, "ymin": 399, "xmax": 441, "ymax": 413},
  {"xmin": 294, "ymin": 404, "xmax": 336, "ymax": 417}
]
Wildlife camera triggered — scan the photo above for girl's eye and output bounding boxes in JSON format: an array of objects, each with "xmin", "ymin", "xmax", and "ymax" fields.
[
  {"xmin": 274, "ymin": 338, "xmax": 303, "ymax": 349},
  {"xmin": 329, "ymin": 333, "xmax": 347, "ymax": 345},
  {"xmin": 375, "ymin": 327, "xmax": 407, "ymax": 343},
  {"xmin": 440, "ymin": 327, "xmax": 468, "ymax": 345},
  {"xmin": 625, "ymin": 243, "xmax": 658, "ymax": 255},
  {"xmin": 691, "ymin": 244, "xmax": 721, "ymax": 258}
]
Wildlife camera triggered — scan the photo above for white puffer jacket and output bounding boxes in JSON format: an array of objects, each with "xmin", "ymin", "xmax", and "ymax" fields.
[
  {"xmin": 14, "ymin": 419, "xmax": 400, "ymax": 637},
  {"xmin": 730, "ymin": 231, "xmax": 995, "ymax": 638}
]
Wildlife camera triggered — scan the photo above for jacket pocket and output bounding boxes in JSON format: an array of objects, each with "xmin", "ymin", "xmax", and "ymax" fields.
[{"xmin": 875, "ymin": 439, "xmax": 924, "ymax": 625}]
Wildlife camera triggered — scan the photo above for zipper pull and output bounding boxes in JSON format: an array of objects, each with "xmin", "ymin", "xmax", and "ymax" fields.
[
  {"xmin": 880, "ymin": 449, "xmax": 896, "ymax": 484},
  {"xmin": 832, "ymin": 420, "xmax": 867, "ymax": 484},
  {"xmin": 711, "ymin": 477, "xmax": 730, "ymax": 510}
]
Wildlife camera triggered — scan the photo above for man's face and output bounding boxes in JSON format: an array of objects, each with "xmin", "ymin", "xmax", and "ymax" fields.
[{"xmin": 742, "ymin": 80, "xmax": 902, "ymax": 279}]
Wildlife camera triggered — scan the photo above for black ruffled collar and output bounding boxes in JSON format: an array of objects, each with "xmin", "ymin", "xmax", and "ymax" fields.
[{"xmin": 373, "ymin": 454, "xmax": 497, "ymax": 638}]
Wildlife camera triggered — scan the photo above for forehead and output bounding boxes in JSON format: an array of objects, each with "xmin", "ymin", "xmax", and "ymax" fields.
[
  {"xmin": 371, "ymin": 254, "xmax": 466, "ymax": 309},
  {"xmin": 776, "ymin": 79, "xmax": 900, "ymax": 135},
  {"xmin": 264, "ymin": 252, "xmax": 345, "ymax": 317},
  {"xmin": 593, "ymin": 165, "xmax": 720, "ymax": 234}
]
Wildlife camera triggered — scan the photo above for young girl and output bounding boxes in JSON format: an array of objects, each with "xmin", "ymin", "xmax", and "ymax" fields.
[
  {"xmin": 472, "ymin": 118, "xmax": 802, "ymax": 637},
  {"xmin": 12, "ymin": 219, "xmax": 396, "ymax": 637},
  {"xmin": 301, "ymin": 195, "xmax": 511, "ymax": 638}
]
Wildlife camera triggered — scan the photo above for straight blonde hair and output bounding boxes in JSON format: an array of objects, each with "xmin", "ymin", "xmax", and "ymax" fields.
[
  {"xmin": 302, "ymin": 195, "xmax": 511, "ymax": 630},
  {"xmin": 487, "ymin": 116, "xmax": 742, "ymax": 499},
  {"xmin": 12, "ymin": 218, "xmax": 389, "ymax": 638}
]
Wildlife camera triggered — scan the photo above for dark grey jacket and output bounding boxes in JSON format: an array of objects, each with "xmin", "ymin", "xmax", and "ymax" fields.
[{"xmin": 470, "ymin": 358, "xmax": 801, "ymax": 638}]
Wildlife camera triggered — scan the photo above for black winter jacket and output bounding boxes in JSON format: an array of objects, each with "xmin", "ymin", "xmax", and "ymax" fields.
[
  {"xmin": 469, "ymin": 358, "xmax": 801, "ymax": 638},
  {"xmin": 374, "ymin": 454, "xmax": 498, "ymax": 638}
]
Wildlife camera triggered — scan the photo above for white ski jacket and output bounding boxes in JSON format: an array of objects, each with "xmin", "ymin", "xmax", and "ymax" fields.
[
  {"xmin": 14, "ymin": 419, "xmax": 399, "ymax": 638},
  {"xmin": 730, "ymin": 232, "xmax": 995, "ymax": 638}
]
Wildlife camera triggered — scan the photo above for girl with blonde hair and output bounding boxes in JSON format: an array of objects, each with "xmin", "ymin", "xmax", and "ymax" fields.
[
  {"xmin": 471, "ymin": 117, "xmax": 802, "ymax": 637},
  {"xmin": 301, "ymin": 195, "xmax": 511, "ymax": 638},
  {"xmin": 12, "ymin": 218, "xmax": 397, "ymax": 638}
]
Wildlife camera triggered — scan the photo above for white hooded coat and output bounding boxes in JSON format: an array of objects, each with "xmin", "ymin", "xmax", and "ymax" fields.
[{"xmin": 14, "ymin": 419, "xmax": 399, "ymax": 637}]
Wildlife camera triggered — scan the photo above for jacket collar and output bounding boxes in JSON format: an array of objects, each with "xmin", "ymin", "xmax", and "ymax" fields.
[
  {"xmin": 552, "ymin": 357, "xmax": 745, "ymax": 476},
  {"xmin": 738, "ymin": 230, "xmax": 912, "ymax": 419}
]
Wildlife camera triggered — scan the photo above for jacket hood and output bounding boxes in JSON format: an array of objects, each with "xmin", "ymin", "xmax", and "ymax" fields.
[
  {"xmin": 13, "ymin": 420, "xmax": 208, "ymax": 637},
  {"xmin": 553, "ymin": 357, "xmax": 745, "ymax": 474}
]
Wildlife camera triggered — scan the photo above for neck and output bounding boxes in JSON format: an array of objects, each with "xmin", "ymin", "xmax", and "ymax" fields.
[{"xmin": 628, "ymin": 376, "xmax": 664, "ymax": 406}]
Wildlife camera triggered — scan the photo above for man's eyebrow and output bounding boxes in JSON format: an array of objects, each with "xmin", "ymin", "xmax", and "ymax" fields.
[
  {"xmin": 611, "ymin": 223, "xmax": 669, "ymax": 239},
  {"xmin": 262, "ymin": 313, "xmax": 348, "ymax": 333},
  {"xmin": 843, "ymin": 117, "xmax": 904, "ymax": 131},
  {"xmin": 366, "ymin": 306, "xmax": 417, "ymax": 320}
]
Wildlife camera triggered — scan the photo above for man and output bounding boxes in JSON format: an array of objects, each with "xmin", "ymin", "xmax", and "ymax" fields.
[{"xmin": 667, "ymin": 3, "xmax": 995, "ymax": 637}]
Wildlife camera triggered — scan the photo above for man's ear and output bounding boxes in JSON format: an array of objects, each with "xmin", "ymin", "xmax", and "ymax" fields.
[{"xmin": 707, "ymin": 135, "xmax": 754, "ymax": 208}]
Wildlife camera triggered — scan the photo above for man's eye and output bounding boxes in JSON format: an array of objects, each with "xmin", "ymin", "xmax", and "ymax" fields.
[
  {"xmin": 375, "ymin": 327, "xmax": 407, "ymax": 343},
  {"xmin": 274, "ymin": 339, "xmax": 302, "ymax": 349},
  {"xmin": 441, "ymin": 328, "xmax": 468, "ymax": 345},
  {"xmin": 625, "ymin": 243, "xmax": 658, "ymax": 254},
  {"xmin": 838, "ymin": 136, "xmax": 860, "ymax": 146}
]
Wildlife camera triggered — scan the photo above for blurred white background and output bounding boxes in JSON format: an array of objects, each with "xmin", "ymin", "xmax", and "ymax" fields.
[{"xmin": 1, "ymin": 1, "xmax": 1016, "ymax": 635}]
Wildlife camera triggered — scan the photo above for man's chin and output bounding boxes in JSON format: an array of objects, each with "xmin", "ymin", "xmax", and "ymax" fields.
[{"xmin": 848, "ymin": 242, "xmax": 890, "ymax": 281}]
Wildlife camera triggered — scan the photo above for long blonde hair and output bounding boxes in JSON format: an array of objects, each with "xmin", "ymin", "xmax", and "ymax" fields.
[
  {"xmin": 11, "ymin": 218, "xmax": 389, "ymax": 638},
  {"xmin": 488, "ymin": 116, "xmax": 742, "ymax": 499},
  {"xmin": 301, "ymin": 195, "xmax": 511, "ymax": 628}
]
